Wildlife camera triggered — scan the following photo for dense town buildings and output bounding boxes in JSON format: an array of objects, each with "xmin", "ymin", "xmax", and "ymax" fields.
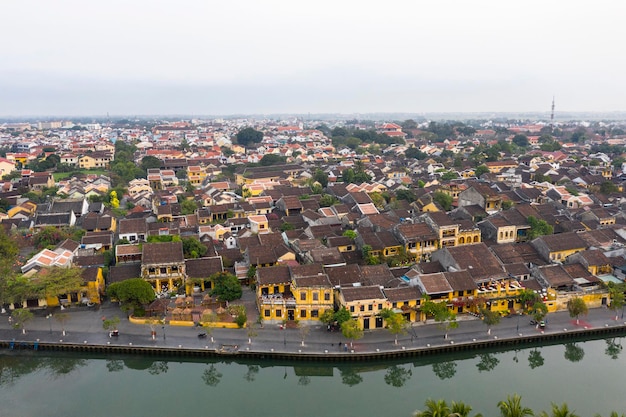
[{"xmin": 2, "ymin": 116, "xmax": 626, "ymax": 330}]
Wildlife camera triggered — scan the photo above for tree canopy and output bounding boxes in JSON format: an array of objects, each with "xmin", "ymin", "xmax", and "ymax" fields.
[
  {"xmin": 209, "ymin": 272, "xmax": 242, "ymax": 301},
  {"xmin": 107, "ymin": 278, "xmax": 156, "ymax": 316},
  {"xmin": 236, "ymin": 127, "xmax": 263, "ymax": 146}
]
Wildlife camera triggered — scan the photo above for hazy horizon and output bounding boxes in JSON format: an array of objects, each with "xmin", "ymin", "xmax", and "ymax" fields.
[{"xmin": 2, "ymin": 1, "xmax": 625, "ymax": 117}]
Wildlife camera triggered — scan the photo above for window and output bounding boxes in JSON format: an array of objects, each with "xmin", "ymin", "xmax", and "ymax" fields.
[
  {"xmin": 378, "ymin": 304, "xmax": 383, "ymax": 310},
  {"xmin": 312, "ymin": 292, "xmax": 319, "ymax": 301},
  {"xmin": 259, "ymin": 224, "xmax": 265, "ymax": 229},
  {"xmin": 274, "ymin": 286, "xmax": 280, "ymax": 294},
  {"xmin": 392, "ymin": 302, "xmax": 397, "ymax": 308},
  {"xmin": 300, "ymin": 293, "xmax": 306, "ymax": 301},
  {"xmin": 350, "ymin": 306, "xmax": 355, "ymax": 313},
  {"xmin": 311, "ymin": 310, "xmax": 319, "ymax": 318},
  {"xmin": 160, "ymin": 267, "xmax": 167, "ymax": 274},
  {"xmin": 368, "ymin": 304, "xmax": 373, "ymax": 311},
  {"xmin": 346, "ymin": 245, "xmax": 353, "ymax": 251},
  {"xmin": 359, "ymin": 305, "xmax": 364, "ymax": 312},
  {"xmin": 264, "ymin": 309, "xmax": 270, "ymax": 317},
  {"xmin": 300, "ymin": 310, "xmax": 307, "ymax": 318},
  {"xmin": 276, "ymin": 309, "xmax": 282, "ymax": 317},
  {"xmin": 324, "ymin": 292, "xmax": 330, "ymax": 301}
]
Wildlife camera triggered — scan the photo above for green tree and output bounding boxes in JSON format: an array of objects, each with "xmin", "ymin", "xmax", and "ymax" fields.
[
  {"xmin": 38, "ymin": 266, "xmax": 85, "ymax": 300},
  {"xmin": 527, "ymin": 216, "xmax": 553, "ymax": 239},
  {"xmin": 567, "ymin": 297, "xmax": 588, "ymax": 325},
  {"xmin": 11, "ymin": 309, "xmax": 34, "ymax": 334},
  {"xmin": 236, "ymin": 127, "xmax": 263, "ymax": 146},
  {"xmin": 102, "ymin": 316, "xmax": 120, "ymax": 332},
  {"xmin": 209, "ymin": 272, "xmax": 242, "ymax": 301},
  {"xmin": 538, "ymin": 402, "xmax": 580, "ymax": 417},
  {"xmin": 380, "ymin": 309, "xmax": 408, "ymax": 345},
  {"xmin": 341, "ymin": 318, "xmax": 363, "ymax": 348},
  {"xmin": 107, "ymin": 278, "xmax": 156, "ymax": 316},
  {"xmin": 529, "ymin": 302, "xmax": 548, "ymax": 324},
  {"xmin": 140, "ymin": 155, "xmax": 162, "ymax": 172},
  {"xmin": 54, "ymin": 312, "xmax": 70, "ymax": 336},
  {"xmin": 608, "ymin": 287, "xmax": 625, "ymax": 320},
  {"xmin": 512, "ymin": 134, "xmax": 530, "ymax": 147},
  {"xmin": 33, "ymin": 226, "xmax": 70, "ymax": 250},
  {"xmin": 475, "ymin": 165, "xmax": 490, "ymax": 177},
  {"xmin": 334, "ymin": 307, "xmax": 351, "ymax": 325},
  {"xmin": 480, "ymin": 307, "xmax": 501, "ymax": 335},
  {"xmin": 405, "ymin": 147, "xmax": 427, "ymax": 160},
  {"xmin": 396, "ymin": 189, "xmax": 417, "ymax": 202},
  {"xmin": 180, "ymin": 199, "xmax": 198, "ymax": 215},
  {"xmin": 518, "ymin": 289, "xmax": 540, "ymax": 311},
  {"xmin": 319, "ymin": 194, "xmax": 338, "ymax": 207},
  {"xmin": 413, "ymin": 399, "xmax": 451, "ymax": 417},
  {"xmin": 451, "ymin": 401, "xmax": 482, "ymax": 417},
  {"xmin": 182, "ymin": 237, "xmax": 207, "ymax": 259},
  {"xmin": 497, "ymin": 394, "xmax": 534, "ymax": 417},
  {"xmin": 280, "ymin": 222, "xmax": 294, "ymax": 232},
  {"xmin": 259, "ymin": 154, "xmax": 286, "ymax": 166},
  {"xmin": 313, "ymin": 169, "xmax": 329, "ymax": 187},
  {"xmin": 441, "ymin": 170, "xmax": 458, "ymax": 181},
  {"xmin": 600, "ymin": 181, "xmax": 618, "ymax": 194},
  {"xmin": 421, "ymin": 297, "xmax": 458, "ymax": 339},
  {"xmin": 342, "ymin": 168, "xmax": 355, "ymax": 184},
  {"xmin": 342, "ymin": 230, "xmax": 357, "ymax": 240},
  {"xmin": 433, "ymin": 192, "xmax": 453, "ymax": 211}
]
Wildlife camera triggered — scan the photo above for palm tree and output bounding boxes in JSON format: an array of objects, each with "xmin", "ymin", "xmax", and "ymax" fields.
[
  {"xmin": 413, "ymin": 398, "xmax": 451, "ymax": 417},
  {"xmin": 539, "ymin": 403, "xmax": 579, "ymax": 417},
  {"xmin": 497, "ymin": 394, "xmax": 534, "ymax": 417},
  {"xmin": 594, "ymin": 413, "xmax": 626, "ymax": 417},
  {"xmin": 451, "ymin": 401, "xmax": 483, "ymax": 417}
]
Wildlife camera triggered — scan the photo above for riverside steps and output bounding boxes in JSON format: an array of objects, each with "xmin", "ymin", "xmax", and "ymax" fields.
[{"xmin": 1, "ymin": 303, "xmax": 625, "ymax": 362}]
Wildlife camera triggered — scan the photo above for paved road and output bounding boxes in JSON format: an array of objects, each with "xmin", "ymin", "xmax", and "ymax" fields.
[{"xmin": 1, "ymin": 301, "xmax": 624, "ymax": 356}]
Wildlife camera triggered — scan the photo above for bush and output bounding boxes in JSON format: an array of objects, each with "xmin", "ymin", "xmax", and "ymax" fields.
[{"xmin": 235, "ymin": 312, "xmax": 247, "ymax": 328}]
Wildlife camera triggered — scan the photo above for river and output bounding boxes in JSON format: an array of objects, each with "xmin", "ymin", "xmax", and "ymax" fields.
[{"xmin": 0, "ymin": 336, "xmax": 624, "ymax": 417}]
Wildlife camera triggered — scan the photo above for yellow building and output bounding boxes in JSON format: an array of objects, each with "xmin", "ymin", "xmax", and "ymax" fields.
[
  {"xmin": 187, "ymin": 165, "xmax": 207, "ymax": 186},
  {"xmin": 337, "ymin": 285, "xmax": 388, "ymax": 330},
  {"xmin": 530, "ymin": 232, "xmax": 587, "ymax": 263},
  {"xmin": 290, "ymin": 265, "xmax": 334, "ymax": 323},
  {"xmin": 256, "ymin": 266, "xmax": 294, "ymax": 323}
]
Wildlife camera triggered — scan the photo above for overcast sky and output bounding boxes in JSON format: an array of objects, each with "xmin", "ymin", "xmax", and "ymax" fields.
[{"xmin": 1, "ymin": 0, "xmax": 625, "ymax": 117}]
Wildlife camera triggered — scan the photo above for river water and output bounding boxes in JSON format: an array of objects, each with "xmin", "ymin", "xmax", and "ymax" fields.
[{"xmin": 0, "ymin": 336, "xmax": 624, "ymax": 417}]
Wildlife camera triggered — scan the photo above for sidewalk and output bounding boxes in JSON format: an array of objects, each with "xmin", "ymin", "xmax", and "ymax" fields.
[{"xmin": 1, "ymin": 302, "xmax": 625, "ymax": 358}]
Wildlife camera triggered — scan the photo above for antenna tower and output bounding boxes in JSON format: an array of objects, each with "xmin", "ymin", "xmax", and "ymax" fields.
[{"xmin": 550, "ymin": 97, "xmax": 555, "ymax": 131}]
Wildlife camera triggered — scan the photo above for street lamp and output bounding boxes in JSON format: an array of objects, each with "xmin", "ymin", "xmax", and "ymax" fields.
[{"xmin": 46, "ymin": 314, "xmax": 52, "ymax": 334}]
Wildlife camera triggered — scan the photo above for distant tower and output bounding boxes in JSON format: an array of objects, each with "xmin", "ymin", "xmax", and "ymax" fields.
[{"xmin": 550, "ymin": 96, "xmax": 555, "ymax": 131}]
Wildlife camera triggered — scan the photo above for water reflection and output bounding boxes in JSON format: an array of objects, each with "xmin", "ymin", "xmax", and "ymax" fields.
[
  {"xmin": 604, "ymin": 338, "xmax": 622, "ymax": 360},
  {"xmin": 528, "ymin": 349, "xmax": 544, "ymax": 369},
  {"xmin": 0, "ymin": 354, "xmax": 87, "ymax": 386},
  {"xmin": 244, "ymin": 364, "xmax": 259, "ymax": 382},
  {"xmin": 384, "ymin": 365, "xmax": 412, "ymax": 387},
  {"xmin": 431, "ymin": 361, "xmax": 457, "ymax": 380},
  {"xmin": 476, "ymin": 353, "xmax": 499, "ymax": 373},
  {"xmin": 340, "ymin": 368, "xmax": 363, "ymax": 386},
  {"xmin": 564, "ymin": 343, "xmax": 585, "ymax": 363},
  {"xmin": 202, "ymin": 364, "xmax": 222, "ymax": 386}
]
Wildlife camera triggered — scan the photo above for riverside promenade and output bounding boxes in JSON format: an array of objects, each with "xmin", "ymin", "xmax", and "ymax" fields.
[{"xmin": 2, "ymin": 299, "xmax": 626, "ymax": 361}]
